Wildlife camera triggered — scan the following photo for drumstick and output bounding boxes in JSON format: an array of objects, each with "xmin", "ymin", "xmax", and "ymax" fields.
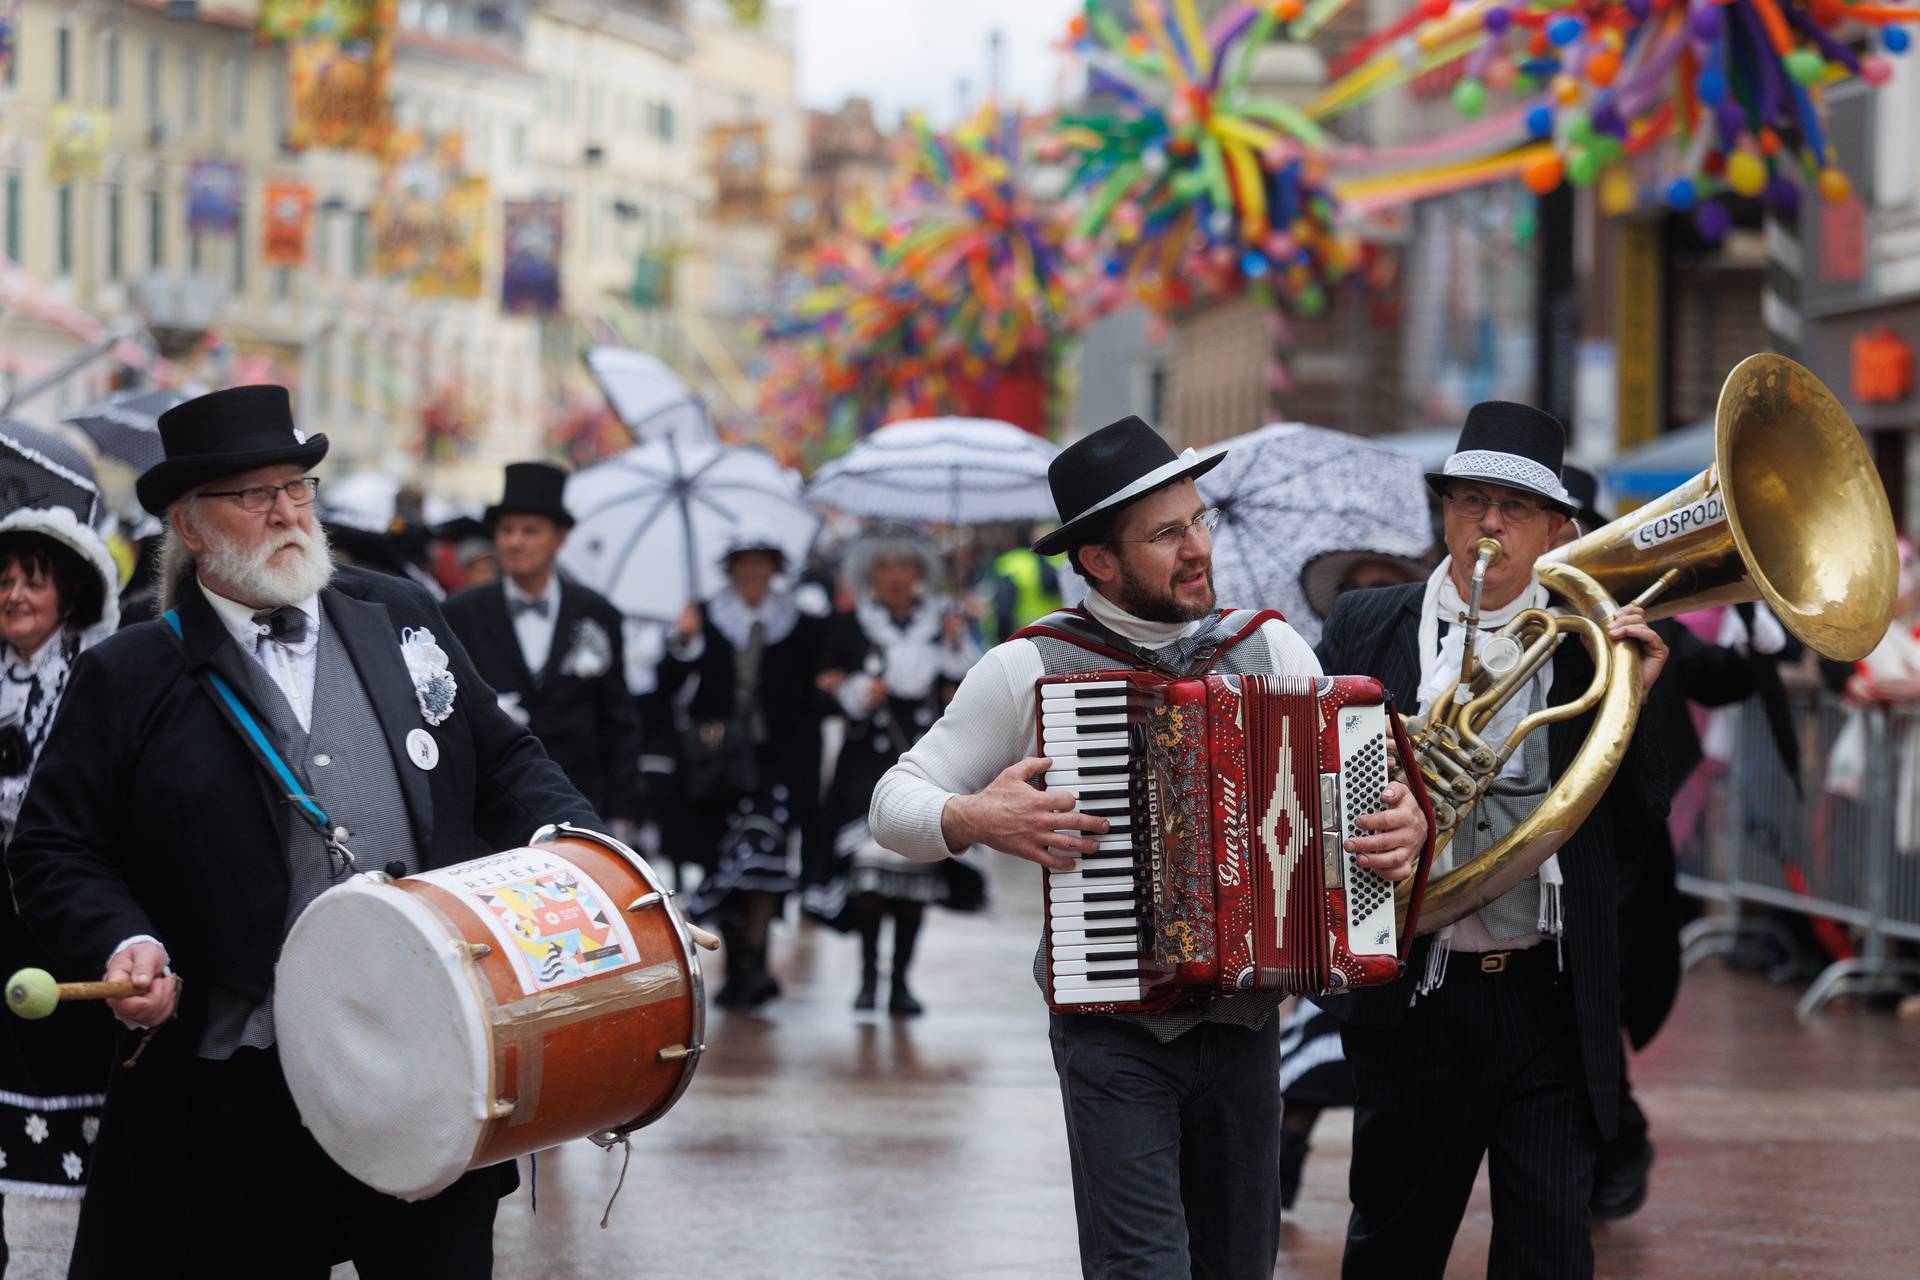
[
  {"xmin": 685, "ymin": 923, "xmax": 722, "ymax": 951},
  {"xmin": 5, "ymin": 967, "xmax": 143, "ymax": 1020}
]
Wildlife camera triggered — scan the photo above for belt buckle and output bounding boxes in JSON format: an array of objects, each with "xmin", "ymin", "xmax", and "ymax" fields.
[{"xmin": 1479, "ymin": 951, "xmax": 1509, "ymax": 974}]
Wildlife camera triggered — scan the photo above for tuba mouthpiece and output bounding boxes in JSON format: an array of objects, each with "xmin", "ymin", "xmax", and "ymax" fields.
[{"xmin": 1473, "ymin": 537, "xmax": 1502, "ymax": 566}]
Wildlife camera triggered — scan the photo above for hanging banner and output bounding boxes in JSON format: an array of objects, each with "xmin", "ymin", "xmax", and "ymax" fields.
[
  {"xmin": 411, "ymin": 176, "xmax": 487, "ymax": 300},
  {"xmin": 187, "ymin": 160, "xmax": 245, "ymax": 235},
  {"xmin": 256, "ymin": 0, "xmax": 389, "ymax": 46},
  {"xmin": 262, "ymin": 182, "xmax": 315, "ymax": 268},
  {"xmin": 0, "ymin": 0, "xmax": 20, "ymax": 86},
  {"xmin": 629, "ymin": 248, "xmax": 675, "ymax": 309},
  {"xmin": 707, "ymin": 122, "xmax": 769, "ymax": 223},
  {"xmin": 47, "ymin": 105, "xmax": 111, "ymax": 186},
  {"xmin": 287, "ymin": 29, "xmax": 393, "ymax": 154},
  {"xmin": 371, "ymin": 130, "xmax": 463, "ymax": 278},
  {"xmin": 501, "ymin": 197, "xmax": 564, "ymax": 316}
]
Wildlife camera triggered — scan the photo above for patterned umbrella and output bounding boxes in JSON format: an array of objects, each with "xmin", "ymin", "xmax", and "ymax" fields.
[
  {"xmin": 805, "ymin": 417, "xmax": 1058, "ymax": 526},
  {"xmin": 559, "ymin": 438, "xmax": 820, "ymax": 622},
  {"xmin": 583, "ymin": 346, "xmax": 712, "ymax": 445},
  {"xmin": 63, "ymin": 389, "xmax": 187, "ymax": 474},
  {"xmin": 1197, "ymin": 422, "xmax": 1434, "ymax": 645},
  {"xmin": 0, "ymin": 422, "xmax": 100, "ymax": 523}
]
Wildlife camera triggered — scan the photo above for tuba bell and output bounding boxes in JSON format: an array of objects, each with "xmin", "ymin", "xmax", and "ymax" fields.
[{"xmin": 1398, "ymin": 353, "xmax": 1900, "ymax": 937}]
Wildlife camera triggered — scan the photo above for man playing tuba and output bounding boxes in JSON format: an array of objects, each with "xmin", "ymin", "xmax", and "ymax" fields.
[{"xmin": 1314, "ymin": 403, "xmax": 1668, "ymax": 1278}]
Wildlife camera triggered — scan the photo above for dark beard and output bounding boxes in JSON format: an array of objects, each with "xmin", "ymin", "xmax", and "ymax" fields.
[{"xmin": 1110, "ymin": 565, "xmax": 1216, "ymax": 623}]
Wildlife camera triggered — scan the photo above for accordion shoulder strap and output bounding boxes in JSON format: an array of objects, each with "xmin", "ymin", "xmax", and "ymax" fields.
[{"xmin": 1011, "ymin": 607, "xmax": 1285, "ymax": 678}]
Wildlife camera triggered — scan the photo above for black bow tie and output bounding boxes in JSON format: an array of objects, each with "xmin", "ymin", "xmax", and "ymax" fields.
[
  {"xmin": 510, "ymin": 596, "xmax": 551, "ymax": 620},
  {"xmin": 253, "ymin": 606, "xmax": 310, "ymax": 647}
]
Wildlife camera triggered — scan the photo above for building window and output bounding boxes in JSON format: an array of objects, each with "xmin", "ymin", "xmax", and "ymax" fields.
[
  {"xmin": 4, "ymin": 175, "xmax": 21, "ymax": 264},
  {"xmin": 314, "ymin": 340, "xmax": 331, "ymax": 415},
  {"xmin": 56, "ymin": 27, "xmax": 72, "ymax": 100},
  {"xmin": 55, "ymin": 186, "xmax": 73, "ymax": 277},
  {"xmin": 147, "ymin": 189, "xmax": 163, "ymax": 270},
  {"xmin": 146, "ymin": 41, "xmax": 163, "ymax": 127},
  {"xmin": 226, "ymin": 57, "xmax": 245, "ymax": 134},
  {"xmin": 274, "ymin": 266, "xmax": 290, "ymax": 301},
  {"xmin": 102, "ymin": 31, "xmax": 121, "ymax": 108},
  {"xmin": 349, "ymin": 336, "xmax": 366, "ymax": 409},
  {"xmin": 189, "ymin": 232, "xmax": 202, "ymax": 273},
  {"xmin": 511, "ymin": 122, "xmax": 528, "ymax": 166},
  {"xmin": 351, "ymin": 210, "xmax": 370, "ymax": 276},
  {"xmin": 105, "ymin": 185, "xmax": 123, "ymax": 282},
  {"xmin": 655, "ymin": 102, "xmax": 675, "ymax": 142},
  {"xmin": 183, "ymin": 51, "xmax": 201, "ymax": 127}
]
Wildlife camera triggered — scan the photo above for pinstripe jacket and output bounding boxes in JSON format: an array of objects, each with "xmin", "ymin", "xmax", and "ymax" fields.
[{"xmin": 1313, "ymin": 582, "xmax": 1667, "ymax": 1134}]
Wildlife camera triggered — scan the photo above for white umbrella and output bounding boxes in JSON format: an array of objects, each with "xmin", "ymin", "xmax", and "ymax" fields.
[
  {"xmin": 584, "ymin": 345, "xmax": 713, "ymax": 444},
  {"xmin": 1198, "ymin": 422, "xmax": 1434, "ymax": 644},
  {"xmin": 318, "ymin": 470, "xmax": 459, "ymax": 534},
  {"xmin": 559, "ymin": 438, "xmax": 820, "ymax": 622},
  {"xmin": 805, "ymin": 417, "xmax": 1058, "ymax": 526}
]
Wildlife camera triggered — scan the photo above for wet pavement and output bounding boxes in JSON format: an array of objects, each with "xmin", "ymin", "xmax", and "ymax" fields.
[{"xmin": 9, "ymin": 856, "xmax": 1919, "ymax": 1277}]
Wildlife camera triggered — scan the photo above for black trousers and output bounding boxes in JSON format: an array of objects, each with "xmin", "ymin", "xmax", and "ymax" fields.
[
  {"xmin": 96, "ymin": 1046, "xmax": 501, "ymax": 1278},
  {"xmin": 1339, "ymin": 947, "xmax": 1599, "ymax": 1280},
  {"xmin": 1049, "ymin": 1014, "xmax": 1281, "ymax": 1280}
]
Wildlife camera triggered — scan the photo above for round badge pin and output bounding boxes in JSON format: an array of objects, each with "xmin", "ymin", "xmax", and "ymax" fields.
[{"xmin": 406, "ymin": 728, "xmax": 440, "ymax": 771}]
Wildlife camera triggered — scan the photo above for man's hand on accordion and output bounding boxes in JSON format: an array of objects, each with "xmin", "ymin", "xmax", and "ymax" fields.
[
  {"xmin": 940, "ymin": 756, "xmax": 1108, "ymax": 871},
  {"xmin": 1347, "ymin": 782, "xmax": 1428, "ymax": 882}
]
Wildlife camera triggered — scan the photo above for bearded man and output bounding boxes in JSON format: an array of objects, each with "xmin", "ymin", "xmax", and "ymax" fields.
[
  {"xmin": 6, "ymin": 386, "xmax": 596, "ymax": 1277},
  {"xmin": 869, "ymin": 415, "xmax": 1429, "ymax": 1280}
]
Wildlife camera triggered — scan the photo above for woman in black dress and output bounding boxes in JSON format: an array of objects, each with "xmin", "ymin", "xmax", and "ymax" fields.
[
  {"xmin": 0, "ymin": 505, "xmax": 121, "ymax": 1262},
  {"xmin": 806, "ymin": 531, "xmax": 985, "ymax": 1015},
  {"xmin": 660, "ymin": 533, "xmax": 826, "ymax": 1010}
]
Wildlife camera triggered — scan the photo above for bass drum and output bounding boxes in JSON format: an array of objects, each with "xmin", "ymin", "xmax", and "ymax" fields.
[{"xmin": 274, "ymin": 823, "xmax": 705, "ymax": 1200}]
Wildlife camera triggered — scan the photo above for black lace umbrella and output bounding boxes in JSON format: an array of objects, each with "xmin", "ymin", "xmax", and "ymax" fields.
[
  {"xmin": 63, "ymin": 389, "xmax": 187, "ymax": 474},
  {"xmin": 0, "ymin": 423, "xmax": 99, "ymax": 524}
]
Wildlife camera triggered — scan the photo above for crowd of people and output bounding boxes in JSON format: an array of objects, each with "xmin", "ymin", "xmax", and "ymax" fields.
[{"xmin": 0, "ymin": 381, "xmax": 1886, "ymax": 1278}]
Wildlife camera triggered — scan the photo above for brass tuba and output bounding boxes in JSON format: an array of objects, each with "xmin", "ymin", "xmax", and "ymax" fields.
[{"xmin": 1399, "ymin": 353, "xmax": 1899, "ymax": 937}]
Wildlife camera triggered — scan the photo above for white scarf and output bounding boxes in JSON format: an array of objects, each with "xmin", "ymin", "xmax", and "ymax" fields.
[
  {"xmin": 851, "ymin": 595, "xmax": 976, "ymax": 702},
  {"xmin": 707, "ymin": 585, "xmax": 799, "ymax": 651},
  {"xmin": 0, "ymin": 630, "xmax": 81, "ymax": 843},
  {"xmin": 1414, "ymin": 556, "xmax": 1564, "ymax": 993}
]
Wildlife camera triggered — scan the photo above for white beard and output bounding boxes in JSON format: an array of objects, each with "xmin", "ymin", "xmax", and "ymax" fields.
[{"xmin": 197, "ymin": 519, "xmax": 335, "ymax": 607}]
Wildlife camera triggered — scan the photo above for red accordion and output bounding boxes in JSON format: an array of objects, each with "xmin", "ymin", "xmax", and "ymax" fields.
[{"xmin": 1037, "ymin": 671, "xmax": 1436, "ymax": 1015}]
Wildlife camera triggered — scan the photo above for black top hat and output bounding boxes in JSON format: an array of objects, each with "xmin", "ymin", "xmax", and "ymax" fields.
[
  {"xmin": 1424, "ymin": 401, "xmax": 1575, "ymax": 514},
  {"xmin": 485, "ymin": 461, "xmax": 574, "ymax": 530},
  {"xmin": 136, "ymin": 385, "xmax": 328, "ymax": 515},
  {"xmin": 1031, "ymin": 415, "xmax": 1224, "ymax": 557},
  {"xmin": 1559, "ymin": 463, "xmax": 1610, "ymax": 534}
]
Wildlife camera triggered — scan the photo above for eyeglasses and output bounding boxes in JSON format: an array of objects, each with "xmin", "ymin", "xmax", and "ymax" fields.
[
  {"xmin": 1445, "ymin": 491, "xmax": 1549, "ymax": 525},
  {"xmin": 198, "ymin": 476, "xmax": 321, "ymax": 515},
  {"xmin": 1113, "ymin": 507, "xmax": 1222, "ymax": 551}
]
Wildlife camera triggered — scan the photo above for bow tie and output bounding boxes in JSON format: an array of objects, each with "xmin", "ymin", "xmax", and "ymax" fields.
[
  {"xmin": 1155, "ymin": 613, "xmax": 1229, "ymax": 673},
  {"xmin": 253, "ymin": 606, "xmax": 310, "ymax": 648},
  {"xmin": 509, "ymin": 597, "xmax": 551, "ymax": 620}
]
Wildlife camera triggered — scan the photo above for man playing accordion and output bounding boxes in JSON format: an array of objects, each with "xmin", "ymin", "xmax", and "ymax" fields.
[{"xmin": 870, "ymin": 415, "xmax": 1428, "ymax": 1280}]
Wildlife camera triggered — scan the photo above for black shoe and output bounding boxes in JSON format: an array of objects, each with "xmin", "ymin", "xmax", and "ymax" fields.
[
  {"xmin": 1590, "ymin": 1138, "xmax": 1654, "ymax": 1221},
  {"xmin": 854, "ymin": 973, "xmax": 879, "ymax": 1011},
  {"xmin": 1279, "ymin": 1127, "xmax": 1311, "ymax": 1211},
  {"xmin": 888, "ymin": 979, "xmax": 924, "ymax": 1017},
  {"xmin": 714, "ymin": 972, "xmax": 752, "ymax": 1010},
  {"xmin": 745, "ymin": 969, "xmax": 782, "ymax": 1008}
]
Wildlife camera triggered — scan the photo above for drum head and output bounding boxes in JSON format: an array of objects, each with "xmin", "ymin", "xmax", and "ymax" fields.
[{"xmin": 274, "ymin": 878, "xmax": 492, "ymax": 1201}]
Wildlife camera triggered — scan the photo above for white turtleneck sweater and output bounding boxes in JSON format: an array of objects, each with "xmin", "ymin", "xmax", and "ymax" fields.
[{"xmin": 869, "ymin": 589, "xmax": 1321, "ymax": 861}]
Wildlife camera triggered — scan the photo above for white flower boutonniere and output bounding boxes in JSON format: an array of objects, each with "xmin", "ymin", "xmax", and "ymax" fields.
[
  {"xmin": 400, "ymin": 626, "xmax": 458, "ymax": 725},
  {"xmin": 558, "ymin": 617, "xmax": 613, "ymax": 679}
]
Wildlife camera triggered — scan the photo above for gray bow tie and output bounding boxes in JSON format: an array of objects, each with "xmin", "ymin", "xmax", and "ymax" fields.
[
  {"xmin": 1155, "ymin": 613, "xmax": 1229, "ymax": 672},
  {"xmin": 510, "ymin": 597, "xmax": 551, "ymax": 620},
  {"xmin": 253, "ymin": 606, "xmax": 310, "ymax": 648}
]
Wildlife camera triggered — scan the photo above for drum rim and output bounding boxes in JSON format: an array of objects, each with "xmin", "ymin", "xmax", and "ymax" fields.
[{"xmin": 532, "ymin": 822, "xmax": 707, "ymax": 1134}]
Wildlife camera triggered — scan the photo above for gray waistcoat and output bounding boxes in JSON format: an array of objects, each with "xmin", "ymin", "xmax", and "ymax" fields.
[
  {"xmin": 200, "ymin": 608, "xmax": 420, "ymax": 1058},
  {"xmin": 1023, "ymin": 611, "xmax": 1284, "ymax": 1044}
]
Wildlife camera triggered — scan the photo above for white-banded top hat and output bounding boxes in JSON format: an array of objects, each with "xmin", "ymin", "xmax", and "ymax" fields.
[
  {"xmin": 1425, "ymin": 401, "xmax": 1576, "ymax": 514},
  {"xmin": 1031, "ymin": 415, "xmax": 1224, "ymax": 557}
]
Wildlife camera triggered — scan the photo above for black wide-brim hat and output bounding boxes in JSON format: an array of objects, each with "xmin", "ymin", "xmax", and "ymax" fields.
[
  {"xmin": 1559, "ymin": 463, "xmax": 1610, "ymax": 533},
  {"xmin": 1300, "ymin": 547, "xmax": 1430, "ymax": 620},
  {"xmin": 1031, "ymin": 415, "xmax": 1224, "ymax": 556},
  {"xmin": 136, "ymin": 384, "xmax": 328, "ymax": 516},
  {"xmin": 1424, "ymin": 400, "xmax": 1576, "ymax": 515},
  {"xmin": 484, "ymin": 461, "xmax": 575, "ymax": 530}
]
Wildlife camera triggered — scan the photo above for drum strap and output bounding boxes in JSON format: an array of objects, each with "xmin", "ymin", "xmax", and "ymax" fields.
[{"xmin": 162, "ymin": 610, "xmax": 356, "ymax": 871}]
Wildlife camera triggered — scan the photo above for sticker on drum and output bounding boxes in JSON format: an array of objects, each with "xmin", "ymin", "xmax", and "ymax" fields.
[{"xmin": 410, "ymin": 848, "xmax": 639, "ymax": 996}]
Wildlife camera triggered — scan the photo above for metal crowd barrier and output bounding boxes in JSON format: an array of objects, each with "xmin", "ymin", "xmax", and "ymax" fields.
[{"xmin": 1675, "ymin": 690, "xmax": 1920, "ymax": 1020}]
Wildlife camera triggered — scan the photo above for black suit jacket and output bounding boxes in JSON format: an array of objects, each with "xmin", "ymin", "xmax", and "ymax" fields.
[
  {"xmin": 1314, "ymin": 582, "xmax": 1667, "ymax": 1133},
  {"xmin": 443, "ymin": 576, "xmax": 643, "ymax": 822},
  {"xmin": 4, "ymin": 567, "xmax": 597, "ymax": 1272}
]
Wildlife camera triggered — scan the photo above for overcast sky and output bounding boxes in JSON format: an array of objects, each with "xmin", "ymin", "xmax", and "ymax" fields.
[{"xmin": 789, "ymin": 0, "xmax": 1086, "ymax": 126}]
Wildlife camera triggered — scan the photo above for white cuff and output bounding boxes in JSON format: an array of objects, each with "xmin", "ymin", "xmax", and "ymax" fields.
[
  {"xmin": 107, "ymin": 935, "xmax": 168, "ymax": 978},
  {"xmin": 836, "ymin": 673, "xmax": 878, "ymax": 720},
  {"xmin": 669, "ymin": 633, "xmax": 705, "ymax": 663}
]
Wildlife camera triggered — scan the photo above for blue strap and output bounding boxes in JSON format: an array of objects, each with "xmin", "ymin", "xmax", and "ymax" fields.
[{"xmin": 162, "ymin": 609, "xmax": 336, "ymax": 842}]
